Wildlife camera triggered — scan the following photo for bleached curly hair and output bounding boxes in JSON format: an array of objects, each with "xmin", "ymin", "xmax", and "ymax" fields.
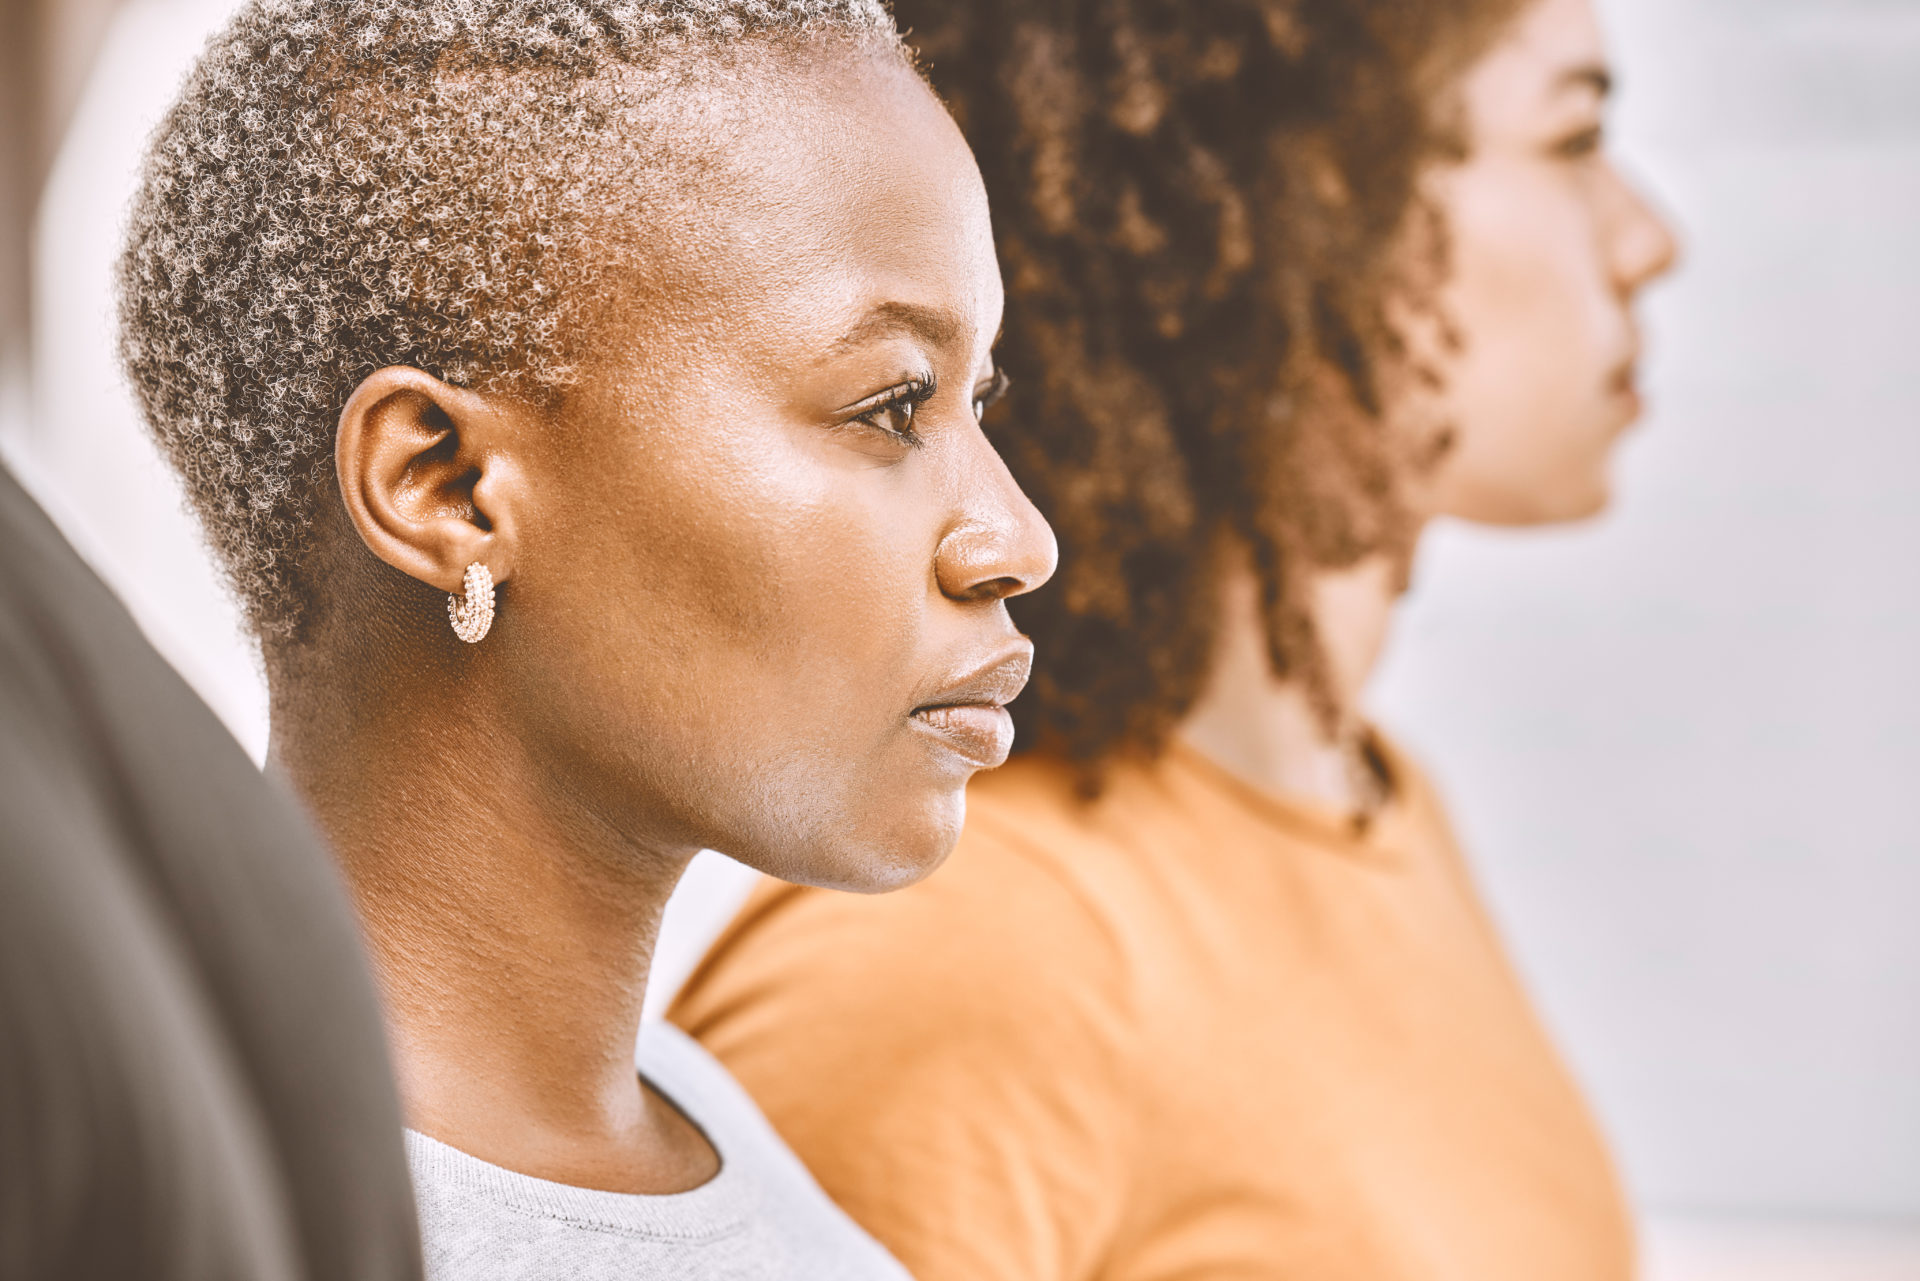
[{"xmin": 117, "ymin": 0, "xmax": 902, "ymax": 640}]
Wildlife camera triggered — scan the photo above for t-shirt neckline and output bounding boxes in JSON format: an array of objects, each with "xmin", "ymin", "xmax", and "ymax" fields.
[
  {"xmin": 403, "ymin": 1026, "xmax": 748, "ymax": 1242},
  {"xmin": 1161, "ymin": 733, "xmax": 1413, "ymax": 869}
]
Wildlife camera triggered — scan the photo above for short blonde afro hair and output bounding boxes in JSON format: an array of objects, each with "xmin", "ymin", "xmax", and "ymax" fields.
[{"xmin": 117, "ymin": 0, "xmax": 901, "ymax": 640}]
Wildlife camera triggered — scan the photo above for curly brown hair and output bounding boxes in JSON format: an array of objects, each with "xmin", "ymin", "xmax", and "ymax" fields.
[{"xmin": 893, "ymin": 0, "xmax": 1524, "ymax": 777}]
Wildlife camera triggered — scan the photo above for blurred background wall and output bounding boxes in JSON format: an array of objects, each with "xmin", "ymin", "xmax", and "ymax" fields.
[
  {"xmin": 3, "ymin": 0, "xmax": 1914, "ymax": 1274},
  {"xmin": 4, "ymin": 0, "xmax": 268, "ymax": 748}
]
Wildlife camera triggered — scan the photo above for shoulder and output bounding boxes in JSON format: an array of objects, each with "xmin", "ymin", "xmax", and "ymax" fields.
[
  {"xmin": 1371, "ymin": 728, "xmax": 1481, "ymax": 886},
  {"xmin": 0, "ymin": 466, "xmax": 420, "ymax": 1281}
]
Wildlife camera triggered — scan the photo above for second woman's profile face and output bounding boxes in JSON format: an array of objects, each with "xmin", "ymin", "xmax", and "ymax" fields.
[
  {"xmin": 492, "ymin": 52, "xmax": 1055, "ymax": 890},
  {"xmin": 1415, "ymin": 0, "xmax": 1680, "ymax": 526}
]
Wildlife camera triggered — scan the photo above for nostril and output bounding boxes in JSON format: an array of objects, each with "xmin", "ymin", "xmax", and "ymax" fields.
[{"xmin": 963, "ymin": 574, "xmax": 1028, "ymax": 604}]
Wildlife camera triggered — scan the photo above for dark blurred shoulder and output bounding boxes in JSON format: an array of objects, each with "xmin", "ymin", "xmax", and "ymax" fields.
[{"xmin": 0, "ymin": 464, "xmax": 421, "ymax": 1281}]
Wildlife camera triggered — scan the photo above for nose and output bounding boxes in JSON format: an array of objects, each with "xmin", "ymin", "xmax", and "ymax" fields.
[
  {"xmin": 1606, "ymin": 161, "xmax": 1681, "ymax": 297},
  {"xmin": 934, "ymin": 434, "xmax": 1058, "ymax": 604}
]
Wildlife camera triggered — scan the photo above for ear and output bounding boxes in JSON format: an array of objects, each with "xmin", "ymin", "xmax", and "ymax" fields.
[{"xmin": 334, "ymin": 367, "xmax": 527, "ymax": 596}]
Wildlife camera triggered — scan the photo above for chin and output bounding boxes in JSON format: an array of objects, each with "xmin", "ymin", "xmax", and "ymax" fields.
[
  {"xmin": 1544, "ymin": 461, "xmax": 1618, "ymax": 524},
  {"xmin": 1516, "ymin": 481, "xmax": 1612, "ymax": 527},
  {"xmin": 1563, "ymin": 485, "xmax": 1614, "ymax": 523},
  {"xmin": 1450, "ymin": 464, "xmax": 1615, "ymax": 528},
  {"xmin": 766, "ymin": 789, "xmax": 967, "ymax": 896}
]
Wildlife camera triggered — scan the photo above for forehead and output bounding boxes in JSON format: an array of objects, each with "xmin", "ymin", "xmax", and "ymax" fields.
[
  {"xmin": 600, "ymin": 48, "xmax": 999, "ymax": 365},
  {"xmin": 1465, "ymin": 0, "xmax": 1608, "ymax": 121}
]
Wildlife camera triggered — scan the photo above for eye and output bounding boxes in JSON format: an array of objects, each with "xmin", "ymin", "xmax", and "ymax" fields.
[
  {"xmin": 973, "ymin": 368, "xmax": 1011, "ymax": 421},
  {"xmin": 1552, "ymin": 123, "xmax": 1605, "ymax": 160},
  {"xmin": 846, "ymin": 377, "xmax": 935, "ymax": 448}
]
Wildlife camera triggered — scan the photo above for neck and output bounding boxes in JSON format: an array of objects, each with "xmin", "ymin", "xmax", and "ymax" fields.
[
  {"xmin": 1181, "ymin": 549, "xmax": 1403, "ymax": 814},
  {"xmin": 267, "ymin": 648, "xmax": 715, "ymax": 1193}
]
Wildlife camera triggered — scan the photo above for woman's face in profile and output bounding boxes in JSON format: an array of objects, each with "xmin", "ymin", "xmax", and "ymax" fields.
[
  {"xmin": 1416, "ymin": 0, "xmax": 1681, "ymax": 526},
  {"xmin": 492, "ymin": 54, "xmax": 1054, "ymax": 891}
]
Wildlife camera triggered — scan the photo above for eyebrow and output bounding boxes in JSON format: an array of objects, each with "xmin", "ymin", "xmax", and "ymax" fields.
[
  {"xmin": 1559, "ymin": 63, "xmax": 1614, "ymax": 98},
  {"xmin": 824, "ymin": 301, "xmax": 968, "ymax": 359}
]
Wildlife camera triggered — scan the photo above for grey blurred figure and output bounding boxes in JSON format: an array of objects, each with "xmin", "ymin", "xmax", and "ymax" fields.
[
  {"xmin": 1, "ymin": 2, "xmax": 422, "ymax": 1278},
  {"xmin": 0, "ymin": 466, "xmax": 425, "ymax": 1280}
]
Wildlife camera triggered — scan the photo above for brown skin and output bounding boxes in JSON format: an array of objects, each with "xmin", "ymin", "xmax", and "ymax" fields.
[
  {"xmin": 267, "ymin": 49, "xmax": 1054, "ymax": 1195},
  {"xmin": 1185, "ymin": 0, "xmax": 1679, "ymax": 809}
]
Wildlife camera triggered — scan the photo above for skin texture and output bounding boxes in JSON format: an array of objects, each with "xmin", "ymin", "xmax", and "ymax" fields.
[
  {"xmin": 1185, "ymin": 0, "xmax": 1679, "ymax": 808},
  {"xmin": 268, "ymin": 48, "xmax": 1053, "ymax": 1195}
]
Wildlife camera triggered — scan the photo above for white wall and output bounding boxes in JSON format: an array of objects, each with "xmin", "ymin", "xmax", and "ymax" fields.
[{"xmin": 15, "ymin": 0, "xmax": 1916, "ymax": 1239}]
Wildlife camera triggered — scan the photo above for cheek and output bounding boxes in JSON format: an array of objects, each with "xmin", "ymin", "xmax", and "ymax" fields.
[
  {"xmin": 504, "ymin": 422, "xmax": 942, "ymax": 852},
  {"xmin": 561, "ymin": 436, "xmax": 925, "ymax": 727},
  {"xmin": 1426, "ymin": 163, "xmax": 1623, "ymax": 514}
]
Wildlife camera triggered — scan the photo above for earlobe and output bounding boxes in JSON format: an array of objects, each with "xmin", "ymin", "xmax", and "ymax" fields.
[{"xmin": 334, "ymin": 366, "xmax": 520, "ymax": 597}]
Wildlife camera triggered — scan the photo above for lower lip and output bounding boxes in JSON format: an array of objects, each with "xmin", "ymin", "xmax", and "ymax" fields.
[
  {"xmin": 1613, "ymin": 370, "xmax": 1642, "ymax": 418},
  {"xmin": 910, "ymin": 704, "xmax": 1015, "ymax": 769}
]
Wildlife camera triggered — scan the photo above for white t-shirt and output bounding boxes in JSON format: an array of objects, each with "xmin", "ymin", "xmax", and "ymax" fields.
[{"xmin": 406, "ymin": 1024, "xmax": 912, "ymax": 1280}]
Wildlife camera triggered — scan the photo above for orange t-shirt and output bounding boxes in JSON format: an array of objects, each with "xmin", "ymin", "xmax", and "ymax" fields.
[{"xmin": 671, "ymin": 739, "xmax": 1634, "ymax": 1281}]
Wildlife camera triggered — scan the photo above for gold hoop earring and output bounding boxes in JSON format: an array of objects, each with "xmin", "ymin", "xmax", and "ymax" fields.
[{"xmin": 448, "ymin": 561, "xmax": 495, "ymax": 643}]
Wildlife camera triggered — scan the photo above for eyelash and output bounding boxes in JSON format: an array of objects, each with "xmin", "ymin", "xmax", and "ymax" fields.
[
  {"xmin": 847, "ymin": 367, "xmax": 1011, "ymax": 448},
  {"xmin": 849, "ymin": 376, "xmax": 937, "ymax": 448},
  {"xmin": 973, "ymin": 368, "xmax": 1011, "ymax": 420}
]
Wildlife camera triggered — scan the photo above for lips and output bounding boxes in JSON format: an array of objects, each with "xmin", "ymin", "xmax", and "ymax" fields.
[
  {"xmin": 1609, "ymin": 359, "xmax": 1643, "ymax": 424},
  {"xmin": 910, "ymin": 645, "xmax": 1033, "ymax": 769},
  {"xmin": 912, "ymin": 703, "xmax": 1017, "ymax": 768}
]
